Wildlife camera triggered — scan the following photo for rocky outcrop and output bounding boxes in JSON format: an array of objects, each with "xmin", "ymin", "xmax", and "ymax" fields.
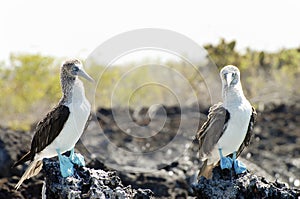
[
  {"xmin": 192, "ymin": 167, "xmax": 300, "ymax": 199},
  {"xmin": 1, "ymin": 103, "xmax": 299, "ymax": 198},
  {"xmin": 0, "ymin": 126, "xmax": 44, "ymax": 199},
  {"xmin": 0, "ymin": 126, "xmax": 32, "ymax": 178},
  {"xmin": 42, "ymin": 159, "xmax": 153, "ymax": 199}
]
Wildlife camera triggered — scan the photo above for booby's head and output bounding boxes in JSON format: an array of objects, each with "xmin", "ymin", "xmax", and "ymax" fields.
[
  {"xmin": 220, "ymin": 65, "xmax": 241, "ymax": 88},
  {"xmin": 220, "ymin": 65, "xmax": 246, "ymax": 103},
  {"xmin": 61, "ymin": 59, "xmax": 94, "ymax": 82}
]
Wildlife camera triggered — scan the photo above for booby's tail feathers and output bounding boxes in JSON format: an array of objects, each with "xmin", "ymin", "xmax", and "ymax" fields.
[
  {"xmin": 198, "ymin": 160, "xmax": 214, "ymax": 179},
  {"xmin": 13, "ymin": 151, "xmax": 32, "ymax": 168},
  {"xmin": 15, "ymin": 160, "xmax": 43, "ymax": 190}
]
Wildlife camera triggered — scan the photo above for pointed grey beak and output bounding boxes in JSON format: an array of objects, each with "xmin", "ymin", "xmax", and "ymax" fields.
[
  {"xmin": 78, "ymin": 68, "xmax": 94, "ymax": 82},
  {"xmin": 225, "ymin": 73, "xmax": 233, "ymax": 86}
]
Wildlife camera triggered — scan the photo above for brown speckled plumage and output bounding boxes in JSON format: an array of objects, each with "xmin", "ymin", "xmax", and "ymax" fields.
[
  {"xmin": 59, "ymin": 59, "xmax": 81, "ymax": 104},
  {"xmin": 13, "ymin": 59, "xmax": 91, "ymax": 190}
]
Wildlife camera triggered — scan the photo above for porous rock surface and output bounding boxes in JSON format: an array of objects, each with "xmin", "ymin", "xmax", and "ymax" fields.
[
  {"xmin": 42, "ymin": 159, "xmax": 153, "ymax": 199},
  {"xmin": 192, "ymin": 167, "xmax": 300, "ymax": 199}
]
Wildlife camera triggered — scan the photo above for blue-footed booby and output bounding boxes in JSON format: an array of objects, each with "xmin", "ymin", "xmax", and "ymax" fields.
[
  {"xmin": 13, "ymin": 59, "xmax": 94, "ymax": 189},
  {"xmin": 196, "ymin": 65, "xmax": 256, "ymax": 178}
]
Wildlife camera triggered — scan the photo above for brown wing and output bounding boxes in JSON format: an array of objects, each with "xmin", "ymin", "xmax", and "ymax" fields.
[
  {"xmin": 236, "ymin": 106, "xmax": 257, "ymax": 157},
  {"xmin": 196, "ymin": 103, "xmax": 230, "ymax": 160},
  {"xmin": 13, "ymin": 105, "xmax": 70, "ymax": 167}
]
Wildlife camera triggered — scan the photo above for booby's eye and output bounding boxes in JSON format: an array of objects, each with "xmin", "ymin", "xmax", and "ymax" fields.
[{"xmin": 72, "ymin": 66, "xmax": 79, "ymax": 72}]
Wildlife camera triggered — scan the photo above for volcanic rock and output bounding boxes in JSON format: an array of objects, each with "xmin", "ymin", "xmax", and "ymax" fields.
[
  {"xmin": 42, "ymin": 159, "xmax": 153, "ymax": 199},
  {"xmin": 192, "ymin": 167, "xmax": 300, "ymax": 199}
]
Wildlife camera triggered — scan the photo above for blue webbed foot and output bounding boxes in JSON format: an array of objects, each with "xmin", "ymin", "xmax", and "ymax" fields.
[
  {"xmin": 219, "ymin": 148, "xmax": 233, "ymax": 170},
  {"xmin": 69, "ymin": 148, "xmax": 85, "ymax": 167},
  {"xmin": 233, "ymin": 152, "xmax": 247, "ymax": 174},
  {"xmin": 56, "ymin": 149, "xmax": 74, "ymax": 177}
]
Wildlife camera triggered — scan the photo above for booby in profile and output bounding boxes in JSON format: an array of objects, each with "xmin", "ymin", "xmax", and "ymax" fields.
[
  {"xmin": 13, "ymin": 59, "xmax": 94, "ymax": 189},
  {"xmin": 196, "ymin": 65, "xmax": 256, "ymax": 178}
]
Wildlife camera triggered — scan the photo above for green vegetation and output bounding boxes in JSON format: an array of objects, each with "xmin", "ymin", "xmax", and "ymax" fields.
[
  {"xmin": 0, "ymin": 39, "xmax": 299, "ymax": 130},
  {"xmin": 205, "ymin": 39, "xmax": 300, "ymax": 103},
  {"xmin": 0, "ymin": 54, "xmax": 63, "ymax": 130}
]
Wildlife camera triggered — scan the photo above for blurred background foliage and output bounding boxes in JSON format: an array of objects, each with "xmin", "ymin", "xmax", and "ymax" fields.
[
  {"xmin": 205, "ymin": 39, "xmax": 300, "ymax": 105},
  {"xmin": 0, "ymin": 39, "xmax": 299, "ymax": 130}
]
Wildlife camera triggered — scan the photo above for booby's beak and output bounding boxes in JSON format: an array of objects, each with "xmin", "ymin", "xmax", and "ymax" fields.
[
  {"xmin": 225, "ymin": 73, "xmax": 233, "ymax": 86},
  {"xmin": 78, "ymin": 68, "xmax": 94, "ymax": 83}
]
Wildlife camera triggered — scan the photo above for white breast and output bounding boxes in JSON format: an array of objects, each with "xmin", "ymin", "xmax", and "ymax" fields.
[
  {"xmin": 208, "ymin": 100, "xmax": 252, "ymax": 164},
  {"xmin": 35, "ymin": 80, "xmax": 91, "ymax": 160}
]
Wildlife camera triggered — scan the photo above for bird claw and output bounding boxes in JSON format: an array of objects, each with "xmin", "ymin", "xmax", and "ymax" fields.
[
  {"xmin": 218, "ymin": 149, "xmax": 247, "ymax": 174},
  {"xmin": 220, "ymin": 156, "xmax": 233, "ymax": 170},
  {"xmin": 56, "ymin": 148, "xmax": 85, "ymax": 177},
  {"xmin": 70, "ymin": 153, "xmax": 85, "ymax": 167},
  {"xmin": 69, "ymin": 148, "xmax": 85, "ymax": 167},
  {"xmin": 233, "ymin": 159, "xmax": 247, "ymax": 174},
  {"xmin": 58, "ymin": 154, "xmax": 74, "ymax": 177},
  {"xmin": 219, "ymin": 148, "xmax": 233, "ymax": 170}
]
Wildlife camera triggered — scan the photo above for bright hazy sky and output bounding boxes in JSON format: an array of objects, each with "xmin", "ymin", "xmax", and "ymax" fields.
[{"xmin": 1, "ymin": 0, "xmax": 299, "ymax": 63}]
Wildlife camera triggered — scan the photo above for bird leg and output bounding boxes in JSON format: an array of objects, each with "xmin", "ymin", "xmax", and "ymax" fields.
[
  {"xmin": 69, "ymin": 148, "xmax": 85, "ymax": 167},
  {"xmin": 56, "ymin": 149, "xmax": 74, "ymax": 177},
  {"xmin": 232, "ymin": 151, "xmax": 247, "ymax": 174},
  {"xmin": 218, "ymin": 148, "xmax": 233, "ymax": 170}
]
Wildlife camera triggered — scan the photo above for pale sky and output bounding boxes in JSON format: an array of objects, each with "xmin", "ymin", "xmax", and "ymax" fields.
[{"xmin": 1, "ymin": 0, "xmax": 299, "ymax": 64}]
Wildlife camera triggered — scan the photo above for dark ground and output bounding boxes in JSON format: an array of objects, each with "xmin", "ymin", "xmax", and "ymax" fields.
[
  {"xmin": 193, "ymin": 166, "xmax": 299, "ymax": 199},
  {"xmin": 0, "ymin": 102, "xmax": 299, "ymax": 198}
]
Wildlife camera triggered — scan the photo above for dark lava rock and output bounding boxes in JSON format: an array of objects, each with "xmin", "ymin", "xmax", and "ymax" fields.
[
  {"xmin": 0, "ymin": 126, "xmax": 32, "ymax": 178},
  {"xmin": 0, "ymin": 126, "xmax": 44, "ymax": 199},
  {"xmin": 0, "ymin": 175, "xmax": 43, "ymax": 199},
  {"xmin": 192, "ymin": 167, "xmax": 300, "ymax": 199},
  {"xmin": 42, "ymin": 159, "xmax": 153, "ymax": 199},
  {"xmin": 117, "ymin": 155, "xmax": 199, "ymax": 198},
  {"xmin": 1, "ymin": 103, "xmax": 299, "ymax": 198}
]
